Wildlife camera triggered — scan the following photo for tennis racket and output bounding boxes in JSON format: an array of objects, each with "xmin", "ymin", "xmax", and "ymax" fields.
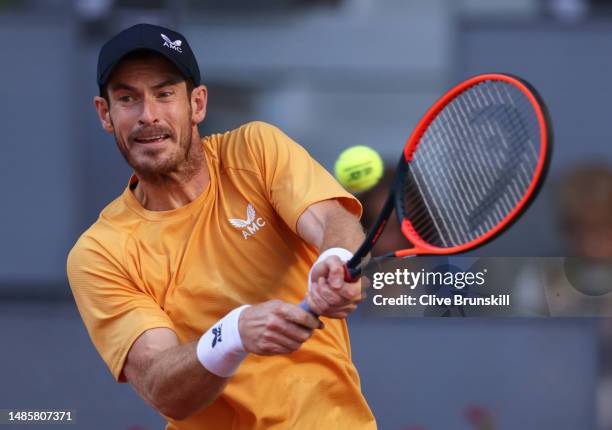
[{"xmin": 300, "ymin": 73, "xmax": 552, "ymax": 313}]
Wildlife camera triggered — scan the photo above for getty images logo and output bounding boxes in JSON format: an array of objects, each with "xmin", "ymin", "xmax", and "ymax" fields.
[
  {"xmin": 161, "ymin": 33, "xmax": 183, "ymax": 53},
  {"xmin": 229, "ymin": 203, "xmax": 267, "ymax": 240}
]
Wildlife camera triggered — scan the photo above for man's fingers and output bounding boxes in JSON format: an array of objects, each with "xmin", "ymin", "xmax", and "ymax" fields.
[
  {"xmin": 256, "ymin": 326, "xmax": 314, "ymax": 355},
  {"xmin": 337, "ymin": 280, "xmax": 363, "ymax": 301},
  {"xmin": 255, "ymin": 306, "xmax": 317, "ymax": 355},
  {"xmin": 241, "ymin": 301, "xmax": 321, "ymax": 355},
  {"xmin": 307, "ymin": 286, "xmax": 333, "ymax": 317},
  {"xmin": 309, "ymin": 278, "xmax": 349, "ymax": 317},
  {"xmin": 281, "ymin": 303, "xmax": 321, "ymax": 330},
  {"xmin": 325, "ymin": 303, "xmax": 357, "ymax": 319},
  {"xmin": 310, "ymin": 255, "xmax": 345, "ymax": 287},
  {"xmin": 317, "ymin": 277, "xmax": 347, "ymax": 307},
  {"xmin": 310, "ymin": 261, "xmax": 329, "ymax": 284},
  {"xmin": 259, "ymin": 332, "xmax": 300, "ymax": 355},
  {"xmin": 328, "ymin": 264, "xmax": 345, "ymax": 289},
  {"xmin": 324, "ymin": 256, "xmax": 345, "ymax": 289},
  {"xmin": 307, "ymin": 254, "xmax": 363, "ymax": 319}
]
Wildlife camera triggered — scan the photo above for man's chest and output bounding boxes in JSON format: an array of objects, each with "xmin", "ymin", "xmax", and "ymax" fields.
[{"xmin": 123, "ymin": 178, "xmax": 313, "ymax": 335}]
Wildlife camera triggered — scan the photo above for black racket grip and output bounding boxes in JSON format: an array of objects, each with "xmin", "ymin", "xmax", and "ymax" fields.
[{"xmin": 343, "ymin": 264, "xmax": 361, "ymax": 283}]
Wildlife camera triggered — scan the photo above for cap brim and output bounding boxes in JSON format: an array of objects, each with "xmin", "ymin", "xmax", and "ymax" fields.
[{"xmin": 98, "ymin": 46, "xmax": 195, "ymax": 88}]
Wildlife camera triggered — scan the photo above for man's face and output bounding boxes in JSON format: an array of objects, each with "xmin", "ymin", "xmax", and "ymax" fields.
[{"xmin": 96, "ymin": 54, "xmax": 200, "ymax": 179}]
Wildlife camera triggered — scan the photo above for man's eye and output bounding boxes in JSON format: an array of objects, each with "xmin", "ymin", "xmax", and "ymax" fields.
[
  {"xmin": 118, "ymin": 95, "xmax": 133, "ymax": 102},
  {"xmin": 159, "ymin": 91, "xmax": 173, "ymax": 98}
]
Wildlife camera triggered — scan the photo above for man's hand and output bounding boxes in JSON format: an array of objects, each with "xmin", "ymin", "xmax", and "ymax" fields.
[
  {"xmin": 239, "ymin": 300, "xmax": 322, "ymax": 355},
  {"xmin": 306, "ymin": 255, "xmax": 364, "ymax": 318},
  {"xmin": 297, "ymin": 199, "xmax": 366, "ymax": 319}
]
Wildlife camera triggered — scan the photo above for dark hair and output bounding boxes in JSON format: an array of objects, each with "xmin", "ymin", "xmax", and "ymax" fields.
[{"xmin": 99, "ymin": 49, "xmax": 196, "ymax": 106}]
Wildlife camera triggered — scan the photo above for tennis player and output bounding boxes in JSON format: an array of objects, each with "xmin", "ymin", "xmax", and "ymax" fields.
[{"xmin": 67, "ymin": 23, "xmax": 376, "ymax": 429}]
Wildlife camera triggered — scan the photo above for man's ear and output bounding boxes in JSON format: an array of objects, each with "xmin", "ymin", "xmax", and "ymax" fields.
[
  {"xmin": 93, "ymin": 96, "xmax": 114, "ymax": 133},
  {"xmin": 191, "ymin": 85, "xmax": 208, "ymax": 125}
]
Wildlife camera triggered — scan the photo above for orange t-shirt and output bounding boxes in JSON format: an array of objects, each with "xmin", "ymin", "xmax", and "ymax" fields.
[{"xmin": 67, "ymin": 121, "xmax": 376, "ymax": 430}]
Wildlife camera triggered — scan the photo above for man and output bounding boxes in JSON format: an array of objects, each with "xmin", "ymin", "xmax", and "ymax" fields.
[{"xmin": 67, "ymin": 23, "xmax": 376, "ymax": 429}]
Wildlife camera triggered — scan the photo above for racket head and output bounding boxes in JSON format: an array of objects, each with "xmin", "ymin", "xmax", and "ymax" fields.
[{"xmin": 391, "ymin": 73, "xmax": 552, "ymax": 257}]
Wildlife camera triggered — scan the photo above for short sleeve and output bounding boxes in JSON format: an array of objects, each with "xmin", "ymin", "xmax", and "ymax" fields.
[
  {"xmin": 67, "ymin": 237, "xmax": 175, "ymax": 382},
  {"xmin": 243, "ymin": 122, "xmax": 362, "ymax": 232}
]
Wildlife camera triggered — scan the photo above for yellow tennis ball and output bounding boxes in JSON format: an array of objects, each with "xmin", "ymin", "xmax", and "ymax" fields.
[{"xmin": 334, "ymin": 145, "xmax": 384, "ymax": 193}]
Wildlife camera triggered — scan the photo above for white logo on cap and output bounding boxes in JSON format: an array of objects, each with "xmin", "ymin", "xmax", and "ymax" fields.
[{"xmin": 161, "ymin": 33, "xmax": 183, "ymax": 53}]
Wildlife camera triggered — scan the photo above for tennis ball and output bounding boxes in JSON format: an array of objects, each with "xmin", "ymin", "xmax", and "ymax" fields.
[{"xmin": 334, "ymin": 145, "xmax": 384, "ymax": 193}]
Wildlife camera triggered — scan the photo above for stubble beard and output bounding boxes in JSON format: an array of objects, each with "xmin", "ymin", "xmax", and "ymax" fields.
[{"xmin": 114, "ymin": 116, "xmax": 203, "ymax": 185}]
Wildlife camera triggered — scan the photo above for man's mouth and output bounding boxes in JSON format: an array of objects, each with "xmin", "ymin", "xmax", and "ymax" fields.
[{"xmin": 134, "ymin": 134, "xmax": 171, "ymax": 144}]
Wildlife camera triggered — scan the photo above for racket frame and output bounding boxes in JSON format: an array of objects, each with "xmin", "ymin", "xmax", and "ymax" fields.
[{"xmin": 344, "ymin": 73, "xmax": 553, "ymax": 282}]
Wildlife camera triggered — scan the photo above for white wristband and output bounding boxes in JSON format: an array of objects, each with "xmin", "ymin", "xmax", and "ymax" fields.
[
  {"xmin": 196, "ymin": 305, "xmax": 250, "ymax": 378},
  {"xmin": 308, "ymin": 247, "xmax": 354, "ymax": 290}
]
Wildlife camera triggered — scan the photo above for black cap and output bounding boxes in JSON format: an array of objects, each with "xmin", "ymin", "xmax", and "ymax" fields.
[{"xmin": 97, "ymin": 23, "xmax": 200, "ymax": 89}]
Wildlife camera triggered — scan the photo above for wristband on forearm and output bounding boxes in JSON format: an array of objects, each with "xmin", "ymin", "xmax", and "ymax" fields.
[
  {"xmin": 196, "ymin": 305, "xmax": 250, "ymax": 378},
  {"xmin": 308, "ymin": 247, "xmax": 354, "ymax": 290}
]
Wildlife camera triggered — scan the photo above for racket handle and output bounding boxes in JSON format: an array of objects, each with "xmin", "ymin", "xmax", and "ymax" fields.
[
  {"xmin": 343, "ymin": 264, "xmax": 361, "ymax": 283},
  {"xmin": 298, "ymin": 298, "xmax": 311, "ymax": 313},
  {"xmin": 299, "ymin": 298, "xmax": 321, "ymax": 319}
]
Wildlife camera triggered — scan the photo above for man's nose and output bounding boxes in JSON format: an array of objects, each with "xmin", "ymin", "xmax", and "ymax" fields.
[{"xmin": 138, "ymin": 96, "xmax": 159, "ymax": 125}]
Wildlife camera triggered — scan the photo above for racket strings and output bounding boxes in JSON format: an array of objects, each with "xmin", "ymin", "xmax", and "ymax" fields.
[
  {"xmin": 401, "ymin": 172, "xmax": 443, "ymax": 241},
  {"xmin": 401, "ymin": 80, "xmax": 542, "ymax": 248}
]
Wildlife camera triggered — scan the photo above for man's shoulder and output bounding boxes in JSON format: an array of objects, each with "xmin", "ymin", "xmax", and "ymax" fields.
[
  {"xmin": 207, "ymin": 121, "xmax": 286, "ymax": 154},
  {"xmin": 206, "ymin": 121, "xmax": 284, "ymax": 173},
  {"xmin": 67, "ymin": 194, "xmax": 136, "ymax": 266},
  {"xmin": 218, "ymin": 121, "xmax": 281, "ymax": 141}
]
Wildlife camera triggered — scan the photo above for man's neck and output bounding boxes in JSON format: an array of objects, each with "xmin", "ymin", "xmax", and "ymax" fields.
[{"xmin": 132, "ymin": 141, "xmax": 210, "ymax": 211}]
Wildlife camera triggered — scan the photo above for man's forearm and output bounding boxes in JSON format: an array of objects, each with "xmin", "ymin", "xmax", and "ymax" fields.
[
  {"xmin": 128, "ymin": 300, "xmax": 320, "ymax": 421},
  {"xmin": 297, "ymin": 199, "xmax": 365, "ymax": 254},
  {"xmin": 299, "ymin": 200, "xmax": 368, "ymax": 317},
  {"xmin": 319, "ymin": 207, "xmax": 365, "ymax": 253},
  {"xmin": 138, "ymin": 342, "xmax": 227, "ymax": 420}
]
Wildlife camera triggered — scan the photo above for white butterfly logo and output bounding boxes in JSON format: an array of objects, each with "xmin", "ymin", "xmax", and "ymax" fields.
[
  {"xmin": 161, "ymin": 33, "xmax": 183, "ymax": 50},
  {"xmin": 229, "ymin": 203, "xmax": 257, "ymax": 229}
]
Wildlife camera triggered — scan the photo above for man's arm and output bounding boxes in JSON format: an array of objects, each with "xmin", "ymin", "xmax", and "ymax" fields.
[
  {"xmin": 297, "ymin": 199, "xmax": 366, "ymax": 318},
  {"xmin": 297, "ymin": 199, "xmax": 364, "ymax": 252},
  {"xmin": 123, "ymin": 328, "xmax": 225, "ymax": 420},
  {"xmin": 123, "ymin": 300, "xmax": 320, "ymax": 420}
]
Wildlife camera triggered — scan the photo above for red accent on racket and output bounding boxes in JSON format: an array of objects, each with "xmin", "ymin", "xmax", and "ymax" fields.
[{"xmin": 300, "ymin": 73, "xmax": 552, "ymax": 313}]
